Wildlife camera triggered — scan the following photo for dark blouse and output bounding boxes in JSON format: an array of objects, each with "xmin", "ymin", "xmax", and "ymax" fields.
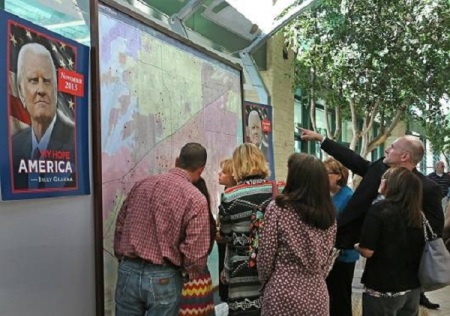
[{"xmin": 359, "ymin": 200, "xmax": 424, "ymax": 293}]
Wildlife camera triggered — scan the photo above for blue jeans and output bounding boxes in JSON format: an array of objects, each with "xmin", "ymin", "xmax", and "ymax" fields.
[{"xmin": 115, "ymin": 258, "xmax": 183, "ymax": 316}]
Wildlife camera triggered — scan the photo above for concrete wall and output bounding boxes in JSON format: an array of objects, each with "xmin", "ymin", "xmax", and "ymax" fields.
[{"xmin": 0, "ymin": 196, "xmax": 96, "ymax": 316}]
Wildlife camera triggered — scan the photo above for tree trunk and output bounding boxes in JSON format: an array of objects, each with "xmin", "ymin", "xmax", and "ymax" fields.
[
  {"xmin": 309, "ymin": 67, "xmax": 317, "ymax": 131},
  {"xmin": 361, "ymin": 107, "xmax": 404, "ymax": 157},
  {"xmin": 349, "ymin": 99, "xmax": 359, "ymax": 151}
]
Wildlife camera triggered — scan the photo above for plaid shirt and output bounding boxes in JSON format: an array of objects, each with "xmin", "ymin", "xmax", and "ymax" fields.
[{"xmin": 114, "ymin": 168, "xmax": 210, "ymax": 278}]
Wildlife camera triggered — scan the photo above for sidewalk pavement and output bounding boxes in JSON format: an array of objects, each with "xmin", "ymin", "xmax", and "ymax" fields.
[{"xmin": 425, "ymin": 286, "xmax": 450, "ymax": 316}]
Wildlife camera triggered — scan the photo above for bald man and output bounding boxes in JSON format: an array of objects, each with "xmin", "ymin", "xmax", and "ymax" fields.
[{"xmin": 427, "ymin": 161, "xmax": 450, "ymax": 213}]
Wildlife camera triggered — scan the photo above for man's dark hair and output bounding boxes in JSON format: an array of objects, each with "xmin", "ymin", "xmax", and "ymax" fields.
[{"xmin": 177, "ymin": 143, "xmax": 207, "ymax": 171}]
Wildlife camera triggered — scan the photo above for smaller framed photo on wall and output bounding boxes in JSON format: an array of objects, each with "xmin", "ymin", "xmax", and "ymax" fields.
[{"xmin": 242, "ymin": 101, "xmax": 275, "ymax": 179}]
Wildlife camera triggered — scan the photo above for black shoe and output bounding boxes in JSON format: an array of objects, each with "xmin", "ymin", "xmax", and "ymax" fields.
[{"xmin": 420, "ymin": 293, "xmax": 440, "ymax": 310}]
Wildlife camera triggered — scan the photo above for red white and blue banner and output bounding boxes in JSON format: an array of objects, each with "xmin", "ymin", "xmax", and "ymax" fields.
[{"xmin": 0, "ymin": 11, "xmax": 90, "ymax": 200}]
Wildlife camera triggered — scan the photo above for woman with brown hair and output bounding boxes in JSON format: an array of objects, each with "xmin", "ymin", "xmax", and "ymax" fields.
[
  {"xmin": 355, "ymin": 167, "xmax": 424, "ymax": 316},
  {"xmin": 218, "ymin": 143, "xmax": 282, "ymax": 316},
  {"xmin": 257, "ymin": 153, "xmax": 336, "ymax": 316}
]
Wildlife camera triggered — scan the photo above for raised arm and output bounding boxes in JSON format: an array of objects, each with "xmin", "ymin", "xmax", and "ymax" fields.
[{"xmin": 300, "ymin": 128, "xmax": 371, "ymax": 176}]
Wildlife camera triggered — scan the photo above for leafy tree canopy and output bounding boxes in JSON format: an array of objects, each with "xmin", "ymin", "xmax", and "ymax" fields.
[{"xmin": 285, "ymin": 0, "xmax": 450, "ymax": 156}]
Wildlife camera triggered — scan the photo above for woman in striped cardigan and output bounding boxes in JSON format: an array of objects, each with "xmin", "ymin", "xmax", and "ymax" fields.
[{"xmin": 219, "ymin": 143, "xmax": 282, "ymax": 316}]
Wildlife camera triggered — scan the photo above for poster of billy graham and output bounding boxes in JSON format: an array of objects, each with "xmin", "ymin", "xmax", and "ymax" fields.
[
  {"xmin": 243, "ymin": 101, "xmax": 275, "ymax": 179},
  {"xmin": 0, "ymin": 11, "xmax": 90, "ymax": 200}
]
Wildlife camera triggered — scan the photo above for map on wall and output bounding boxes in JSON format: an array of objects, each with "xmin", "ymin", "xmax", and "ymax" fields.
[{"xmin": 99, "ymin": 4, "xmax": 243, "ymax": 314}]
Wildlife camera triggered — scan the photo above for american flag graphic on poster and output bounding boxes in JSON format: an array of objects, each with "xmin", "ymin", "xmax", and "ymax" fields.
[
  {"xmin": 0, "ymin": 11, "xmax": 90, "ymax": 200},
  {"xmin": 8, "ymin": 22, "xmax": 78, "ymax": 140}
]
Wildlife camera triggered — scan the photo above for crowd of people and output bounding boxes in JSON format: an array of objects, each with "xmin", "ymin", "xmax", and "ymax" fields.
[{"xmin": 112, "ymin": 126, "xmax": 449, "ymax": 316}]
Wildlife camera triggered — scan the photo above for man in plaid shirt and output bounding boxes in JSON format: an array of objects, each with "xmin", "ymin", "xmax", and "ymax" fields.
[{"xmin": 114, "ymin": 143, "xmax": 211, "ymax": 316}]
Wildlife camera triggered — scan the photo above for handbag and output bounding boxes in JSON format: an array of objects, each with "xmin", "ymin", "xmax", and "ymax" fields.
[
  {"xmin": 418, "ymin": 212, "xmax": 450, "ymax": 292},
  {"xmin": 179, "ymin": 270, "xmax": 215, "ymax": 316}
]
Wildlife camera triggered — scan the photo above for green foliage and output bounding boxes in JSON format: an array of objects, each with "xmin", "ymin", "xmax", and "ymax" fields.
[
  {"xmin": 286, "ymin": 0, "xmax": 450, "ymax": 152},
  {"xmin": 418, "ymin": 101, "xmax": 450, "ymax": 153}
]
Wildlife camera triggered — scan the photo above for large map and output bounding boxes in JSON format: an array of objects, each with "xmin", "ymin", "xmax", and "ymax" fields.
[{"xmin": 99, "ymin": 5, "xmax": 242, "ymax": 314}]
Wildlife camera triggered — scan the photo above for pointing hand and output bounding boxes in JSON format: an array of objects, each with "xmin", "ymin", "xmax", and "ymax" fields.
[{"xmin": 298, "ymin": 127, "xmax": 324, "ymax": 142}]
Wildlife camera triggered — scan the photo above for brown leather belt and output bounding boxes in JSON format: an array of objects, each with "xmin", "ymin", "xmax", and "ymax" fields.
[{"xmin": 122, "ymin": 256, "xmax": 180, "ymax": 269}]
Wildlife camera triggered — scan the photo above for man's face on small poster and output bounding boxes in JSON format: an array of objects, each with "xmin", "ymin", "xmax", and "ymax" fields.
[
  {"xmin": 18, "ymin": 44, "xmax": 57, "ymax": 128},
  {"xmin": 248, "ymin": 110, "xmax": 262, "ymax": 147}
]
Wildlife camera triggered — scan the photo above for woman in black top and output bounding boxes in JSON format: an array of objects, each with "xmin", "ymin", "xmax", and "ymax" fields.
[{"xmin": 355, "ymin": 167, "xmax": 425, "ymax": 316}]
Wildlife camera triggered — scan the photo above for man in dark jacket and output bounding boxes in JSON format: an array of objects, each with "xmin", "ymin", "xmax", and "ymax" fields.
[
  {"xmin": 300, "ymin": 128, "xmax": 445, "ymax": 309},
  {"xmin": 427, "ymin": 161, "xmax": 450, "ymax": 213}
]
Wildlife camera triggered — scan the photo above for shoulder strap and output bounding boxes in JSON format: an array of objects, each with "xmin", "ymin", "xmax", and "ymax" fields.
[{"xmin": 421, "ymin": 211, "xmax": 437, "ymax": 241}]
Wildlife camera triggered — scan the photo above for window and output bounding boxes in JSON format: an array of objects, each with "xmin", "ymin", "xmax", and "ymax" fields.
[
  {"xmin": 294, "ymin": 98, "xmax": 303, "ymax": 130},
  {"xmin": 5, "ymin": 0, "xmax": 90, "ymax": 45},
  {"xmin": 341, "ymin": 120, "xmax": 352, "ymax": 143},
  {"xmin": 294, "ymin": 98, "xmax": 303, "ymax": 152}
]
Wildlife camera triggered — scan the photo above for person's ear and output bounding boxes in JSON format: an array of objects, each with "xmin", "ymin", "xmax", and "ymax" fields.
[{"xmin": 401, "ymin": 152, "xmax": 410, "ymax": 162}]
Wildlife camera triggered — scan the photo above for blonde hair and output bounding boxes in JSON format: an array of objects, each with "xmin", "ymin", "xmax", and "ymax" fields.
[
  {"xmin": 220, "ymin": 158, "xmax": 234, "ymax": 176},
  {"xmin": 232, "ymin": 143, "xmax": 269, "ymax": 182},
  {"xmin": 324, "ymin": 157, "xmax": 349, "ymax": 186},
  {"xmin": 220, "ymin": 158, "xmax": 237, "ymax": 186}
]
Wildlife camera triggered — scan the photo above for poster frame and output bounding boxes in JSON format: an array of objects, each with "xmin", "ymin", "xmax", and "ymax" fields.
[{"xmin": 0, "ymin": 10, "xmax": 90, "ymax": 200}]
